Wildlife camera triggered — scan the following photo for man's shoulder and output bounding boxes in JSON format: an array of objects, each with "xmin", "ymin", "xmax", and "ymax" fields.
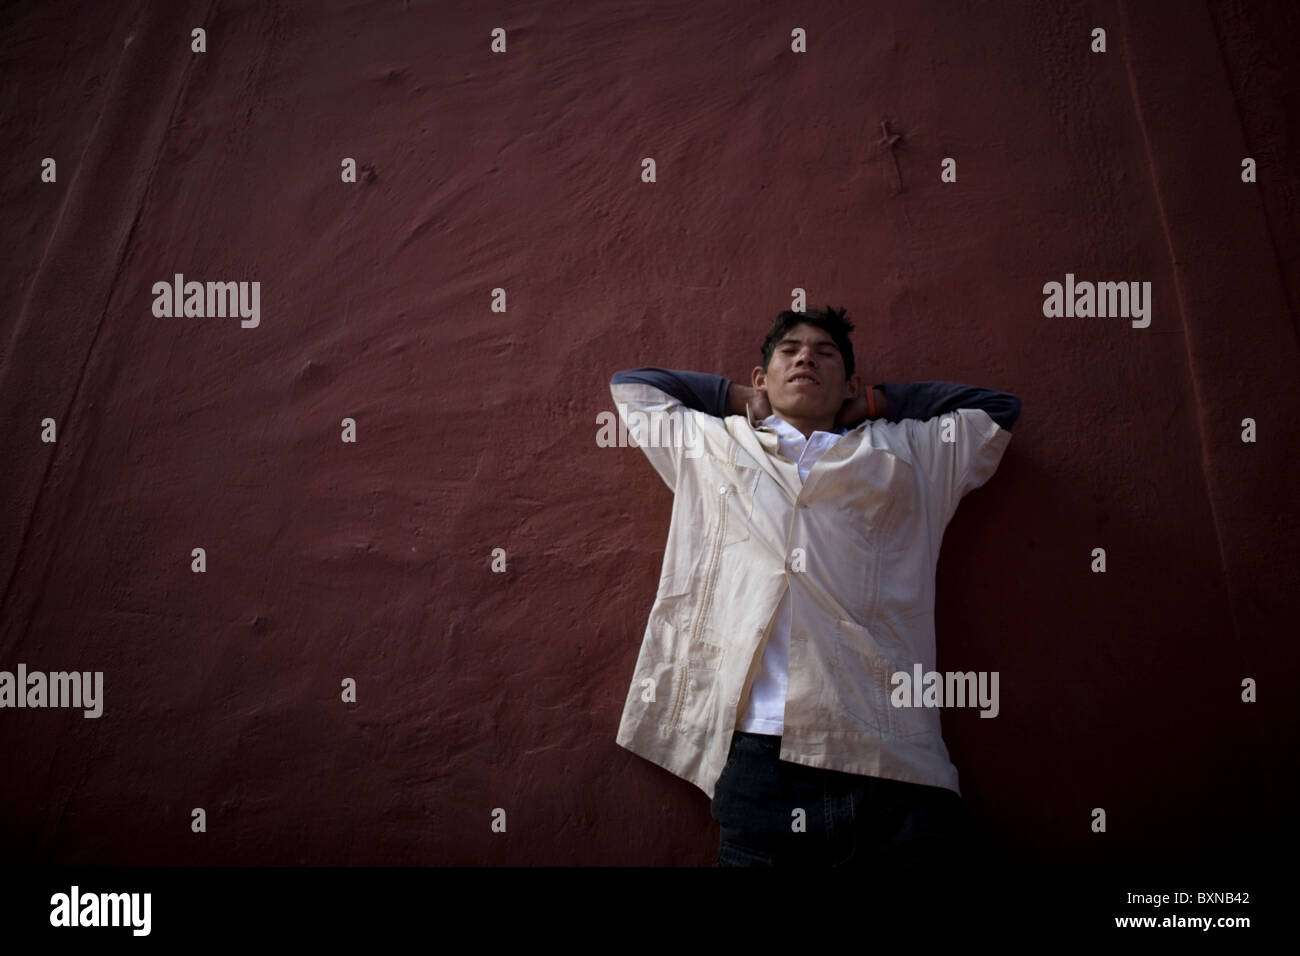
[{"xmin": 854, "ymin": 418, "xmax": 917, "ymax": 461}]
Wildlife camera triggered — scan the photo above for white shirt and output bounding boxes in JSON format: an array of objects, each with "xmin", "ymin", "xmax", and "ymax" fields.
[
  {"xmin": 608, "ymin": 376, "xmax": 1014, "ymax": 798},
  {"xmin": 739, "ymin": 414, "xmax": 848, "ymax": 734}
]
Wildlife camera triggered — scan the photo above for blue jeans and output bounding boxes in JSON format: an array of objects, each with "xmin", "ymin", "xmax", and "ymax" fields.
[{"xmin": 710, "ymin": 731, "xmax": 971, "ymax": 867}]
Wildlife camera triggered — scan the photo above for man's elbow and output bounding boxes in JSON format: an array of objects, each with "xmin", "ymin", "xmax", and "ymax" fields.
[{"xmin": 998, "ymin": 394, "xmax": 1022, "ymax": 431}]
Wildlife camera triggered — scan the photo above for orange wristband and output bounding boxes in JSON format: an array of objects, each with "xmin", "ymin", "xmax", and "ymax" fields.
[{"xmin": 866, "ymin": 387, "xmax": 877, "ymax": 419}]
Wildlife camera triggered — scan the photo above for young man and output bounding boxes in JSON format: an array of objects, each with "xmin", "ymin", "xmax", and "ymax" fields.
[{"xmin": 609, "ymin": 306, "xmax": 1021, "ymax": 867}]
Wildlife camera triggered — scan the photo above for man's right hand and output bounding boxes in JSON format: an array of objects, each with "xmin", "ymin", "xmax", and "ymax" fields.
[{"xmin": 728, "ymin": 384, "xmax": 772, "ymax": 422}]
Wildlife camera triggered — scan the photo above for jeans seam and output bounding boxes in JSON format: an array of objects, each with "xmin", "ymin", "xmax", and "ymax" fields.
[{"xmin": 837, "ymin": 783, "xmax": 860, "ymax": 866}]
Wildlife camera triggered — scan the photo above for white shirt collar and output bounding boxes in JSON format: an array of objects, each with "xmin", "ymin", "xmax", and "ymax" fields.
[{"xmin": 760, "ymin": 413, "xmax": 848, "ymax": 439}]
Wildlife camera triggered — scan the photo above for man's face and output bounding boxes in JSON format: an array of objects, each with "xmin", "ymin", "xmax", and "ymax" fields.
[{"xmin": 754, "ymin": 322, "xmax": 859, "ymax": 422}]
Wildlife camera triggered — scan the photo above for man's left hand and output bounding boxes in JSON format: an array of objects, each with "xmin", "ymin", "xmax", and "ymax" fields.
[{"xmin": 835, "ymin": 393, "xmax": 873, "ymax": 430}]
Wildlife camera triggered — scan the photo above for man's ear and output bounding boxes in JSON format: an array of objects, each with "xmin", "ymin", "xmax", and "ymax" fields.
[
  {"xmin": 751, "ymin": 366, "xmax": 767, "ymax": 390},
  {"xmin": 842, "ymin": 373, "xmax": 862, "ymax": 399}
]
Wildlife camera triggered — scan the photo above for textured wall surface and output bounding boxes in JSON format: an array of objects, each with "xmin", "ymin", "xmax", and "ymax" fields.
[{"xmin": 1, "ymin": 0, "xmax": 1297, "ymax": 867}]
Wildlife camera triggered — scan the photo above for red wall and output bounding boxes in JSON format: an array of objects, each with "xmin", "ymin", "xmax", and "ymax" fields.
[{"xmin": 1, "ymin": 0, "xmax": 1296, "ymax": 866}]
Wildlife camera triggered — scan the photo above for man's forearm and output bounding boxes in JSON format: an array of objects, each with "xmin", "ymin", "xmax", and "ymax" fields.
[
  {"xmin": 880, "ymin": 381, "xmax": 1021, "ymax": 431},
  {"xmin": 873, "ymin": 386, "xmax": 887, "ymax": 419},
  {"xmin": 610, "ymin": 367, "xmax": 731, "ymax": 417},
  {"xmin": 727, "ymin": 382, "xmax": 752, "ymax": 416}
]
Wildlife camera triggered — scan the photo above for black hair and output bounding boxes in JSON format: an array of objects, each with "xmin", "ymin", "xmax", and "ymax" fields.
[{"xmin": 760, "ymin": 306, "xmax": 856, "ymax": 379}]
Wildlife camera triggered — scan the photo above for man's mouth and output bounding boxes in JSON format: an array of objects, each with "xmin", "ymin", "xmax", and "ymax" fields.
[{"xmin": 788, "ymin": 374, "xmax": 819, "ymax": 386}]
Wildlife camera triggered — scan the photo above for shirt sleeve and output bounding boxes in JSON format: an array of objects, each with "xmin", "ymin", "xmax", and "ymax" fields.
[
  {"xmin": 609, "ymin": 368, "xmax": 732, "ymax": 417},
  {"xmin": 609, "ymin": 368, "xmax": 720, "ymax": 493},
  {"xmin": 878, "ymin": 380, "xmax": 1021, "ymax": 431},
  {"xmin": 881, "ymin": 381, "xmax": 1020, "ymax": 508}
]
